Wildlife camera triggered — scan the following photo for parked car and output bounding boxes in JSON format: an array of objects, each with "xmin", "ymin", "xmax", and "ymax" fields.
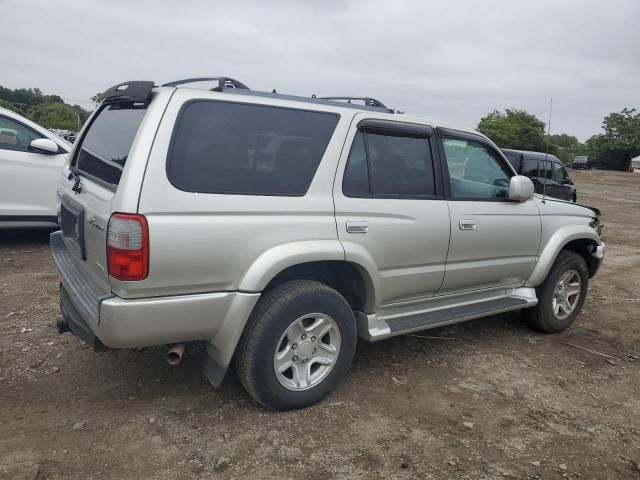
[
  {"xmin": 51, "ymin": 78, "xmax": 605, "ymax": 410},
  {"xmin": 502, "ymin": 149, "xmax": 576, "ymax": 202},
  {"xmin": 0, "ymin": 106, "xmax": 71, "ymax": 227},
  {"xmin": 572, "ymin": 156, "xmax": 594, "ymax": 170}
]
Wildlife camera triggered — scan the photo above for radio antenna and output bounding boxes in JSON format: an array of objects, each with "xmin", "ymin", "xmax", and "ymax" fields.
[{"xmin": 542, "ymin": 97, "xmax": 553, "ymax": 204}]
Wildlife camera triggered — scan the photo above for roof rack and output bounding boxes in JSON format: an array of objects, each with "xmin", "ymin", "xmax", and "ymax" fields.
[
  {"xmin": 98, "ymin": 81, "xmax": 155, "ymax": 103},
  {"xmin": 162, "ymin": 77, "xmax": 250, "ymax": 91},
  {"xmin": 314, "ymin": 96, "xmax": 389, "ymax": 109},
  {"xmin": 98, "ymin": 78, "xmax": 395, "ymax": 113}
]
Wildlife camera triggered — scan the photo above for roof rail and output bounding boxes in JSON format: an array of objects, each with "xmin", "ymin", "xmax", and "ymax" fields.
[
  {"xmin": 162, "ymin": 77, "xmax": 250, "ymax": 91},
  {"xmin": 315, "ymin": 96, "xmax": 389, "ymax": 109},
  {"xmin": 98, "ymin": 81, "xmax": 155, "ymax": 103}
]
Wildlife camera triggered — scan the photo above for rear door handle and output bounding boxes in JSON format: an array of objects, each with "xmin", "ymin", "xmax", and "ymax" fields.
[
  {"xmin": 346, "ymin": 220, "xmax": 369, "ymax": 233},
  {"xmin": 459, "ymin": 219, "xmax": 477, "ymax": 230}
]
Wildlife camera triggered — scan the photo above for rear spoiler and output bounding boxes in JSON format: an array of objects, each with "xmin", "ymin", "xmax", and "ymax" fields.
[{"xmin": 98, "ymin": 81, "xmax": 155, "ymax": 104}]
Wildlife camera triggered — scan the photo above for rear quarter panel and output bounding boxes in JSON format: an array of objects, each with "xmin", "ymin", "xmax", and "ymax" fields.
[{"xmin": 131, "ymin": 89, "xmax": 354, "ymax": 299}]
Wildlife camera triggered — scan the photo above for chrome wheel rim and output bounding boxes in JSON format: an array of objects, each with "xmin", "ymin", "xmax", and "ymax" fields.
[
  {"xmin": 273, "ymin": 313, "xmax": 341, "ymax": 391},
  {"xmin": 552, "ymin": 269, "xmax": 582, "ymax": 320}
]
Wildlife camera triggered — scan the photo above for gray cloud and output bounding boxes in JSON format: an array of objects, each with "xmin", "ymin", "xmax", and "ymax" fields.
[{"xmin": 1, "ymin": 0, "xmax": 638, "ymax": 140}]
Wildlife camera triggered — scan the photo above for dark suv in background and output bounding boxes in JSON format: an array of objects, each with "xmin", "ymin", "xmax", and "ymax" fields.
[
  {"xmin": 572, "ymin": 156, "xmax": 594, "ymax": 170},
  {"xmin": 502, "ymin": 149, "xmax": 576, "ymax": 202}
]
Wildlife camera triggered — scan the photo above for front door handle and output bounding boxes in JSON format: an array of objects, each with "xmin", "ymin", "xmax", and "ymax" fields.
[
  {"xmin": 459, "ymin": 219, "xmax": 477, "ymax": 230},
  {"xmin": 346, "ymin": 220, "xmax": 369, "ymax": 234}
]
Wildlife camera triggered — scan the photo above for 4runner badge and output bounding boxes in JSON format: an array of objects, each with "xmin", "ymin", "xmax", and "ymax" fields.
[{"xmin": 88, "ymin": 217, "xmax": 105, "ymax": 231}]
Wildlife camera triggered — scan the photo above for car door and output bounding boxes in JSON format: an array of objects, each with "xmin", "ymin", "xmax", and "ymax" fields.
[
  {"xmin": 0, "ymin": 114, "xmax": 66, "ymax": 220},
  {"xmin": 521, "ymin": 154, "xmax": 545, "ymax": 195},
  {"xmin": 333, "ymin": 117, "xmax": 451, "ymax": 307},
  {"xmin": 548, "ymin": 161, "xmax": 573, "ymax": 201},
  {"xmin": 437, "ymin": 129, "xmax": 541, "ymax": 294}
]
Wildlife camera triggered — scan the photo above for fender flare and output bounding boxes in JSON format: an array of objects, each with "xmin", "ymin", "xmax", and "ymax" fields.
[
  {"xmin": 238, "ymin": 240, "xmax": 345, "ymax": 292},
  {"xmin": 237, "ymin": 239, "xmax": 380, "ymax": 312},
  {"xmin": 339, "ymin": 240, "xmax": 381, "ymax": 312},
  {"xmin": 525, "ymin": 225, "xmax": 601, "ymax": 287},
  {"xmin": 206, "ymin": 241, "xmax": 380, "ymax": 376}
]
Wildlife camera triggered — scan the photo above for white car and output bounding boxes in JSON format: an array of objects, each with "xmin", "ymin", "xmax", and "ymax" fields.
[{"xmin": 0, "ymin": 106, "xmax": 71, "ymax": 227}]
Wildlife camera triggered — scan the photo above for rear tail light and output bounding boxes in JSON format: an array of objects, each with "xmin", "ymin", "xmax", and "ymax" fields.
[{"xmin": 107, "ymin": 213, "xmax": 149, "ymax": 281}]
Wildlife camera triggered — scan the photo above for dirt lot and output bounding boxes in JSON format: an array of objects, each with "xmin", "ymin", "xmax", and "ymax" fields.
[{"xmin": 1, "ymin": 170, "xmax": 639, "ymax": 479}]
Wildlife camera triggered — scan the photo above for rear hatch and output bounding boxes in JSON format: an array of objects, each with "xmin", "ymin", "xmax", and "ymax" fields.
[{"xmin": 57, "ymin": 89, "xmax": 155, "ymax": 306}]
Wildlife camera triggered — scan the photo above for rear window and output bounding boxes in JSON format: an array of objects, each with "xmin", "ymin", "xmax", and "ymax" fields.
[
  {"xmin": 74, "ymin": 103, "xmax": 147, "ymax": 187},
  {"xmin": 166, "ymin": 101, "xmax": 339, "ymax": 196}
]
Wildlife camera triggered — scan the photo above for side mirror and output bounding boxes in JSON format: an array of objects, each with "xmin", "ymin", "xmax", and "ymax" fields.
[
  {"xmin": 30, "ymin": 138, "xmax": 59, "ymax": 155},
  {"xmin": 509, "ymin": 175, "xmax": 534, "ymax": 202}
]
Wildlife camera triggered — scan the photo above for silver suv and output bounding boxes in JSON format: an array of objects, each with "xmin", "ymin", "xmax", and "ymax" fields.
[{"xmin": 51, "ymin": 77, "xmax": 605, "ymax": 410}]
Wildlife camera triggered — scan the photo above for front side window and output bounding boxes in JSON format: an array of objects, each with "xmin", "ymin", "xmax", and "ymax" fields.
[
  {"xmin": 167, "ymin": 101, "xmax": 339, "ymax": 196},
  {"xmin": 343, "ymin": 129, "xmax": 436, "ymax": 197},
  {"xmin": 552, "ymin": 162, "xmax": 567, "ymax": 183},
  {"xmin": 502, "ymin": 150, "xmax": 520, "ymax": 171},
  {"xmin": 523, "ymin": 157, "xmax": 539, "ymax": 178},
  {"xmin": 0, "ymin": 116, "xmax": 42, "ymax": 152},
  {"xmin": 75, "ymin": 102, "xmax": 147, "ymax": 187},
  {"xmin": 442, "ymin": 138, "xmax": 511, "ymax": 199}
]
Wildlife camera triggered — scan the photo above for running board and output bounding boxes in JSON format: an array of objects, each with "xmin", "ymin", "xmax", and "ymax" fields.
[{"xmin": 357, "ymin": 291, "xmax": 536, "ymax": 342}]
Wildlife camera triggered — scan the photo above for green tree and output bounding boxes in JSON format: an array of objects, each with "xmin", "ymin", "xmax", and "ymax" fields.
[
  {"xmin": 477, "ymin": 109, "xmax": 547, "ymax": 151},
  {"xmin": 27, "ymin": 102, "xmax": 82, "ymax": 130},
  {"xmin": 0, "ymin": 84, "xmax": 91, "ymax": 130},
  {"xmin": 0, "ymin": 98, "xmax": 18, "ymax": 111},
  {"xmin": 548, "ymin": 134, "xmax": 584, "ymax": 165},
  {"xmin": 584, "ymin": 108, "xmax": 640, "ymax": 170}
]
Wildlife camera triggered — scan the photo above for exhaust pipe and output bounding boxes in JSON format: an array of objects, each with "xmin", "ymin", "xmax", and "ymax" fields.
[
  {"xmin": 57, "ymin": 317, "xmax": 70, "ymax": 334},
  {"xmin": 166, "ymin": 343, "xmax": 185, "ymax": 366}
]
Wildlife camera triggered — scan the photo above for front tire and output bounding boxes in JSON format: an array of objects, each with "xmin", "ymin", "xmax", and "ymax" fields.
[
  {"xmin": 524, "ymin": 250, "xmax": 588, "ymax": 333},
  {"xmin": 235, "ymin": 280, "xmax": 356, "ymax": 410}
]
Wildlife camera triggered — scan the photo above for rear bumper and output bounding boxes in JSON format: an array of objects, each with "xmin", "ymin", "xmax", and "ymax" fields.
[{"xmin": 51, "ymin": 231, "xmax": 260, "ymax": 359}]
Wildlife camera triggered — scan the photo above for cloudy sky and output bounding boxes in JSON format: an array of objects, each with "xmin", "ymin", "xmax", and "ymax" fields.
[{"xmin": 2, "ymin": 0, "xmax": 638, "ymax": 140}]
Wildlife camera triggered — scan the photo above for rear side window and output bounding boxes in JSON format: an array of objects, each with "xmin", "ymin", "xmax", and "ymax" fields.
[
  {"xmin": 343, "ymin": 129, "xmax": 436, "ymax": 197},
  {"xmin": 166, "ymin": 101, "xmax": 339, "ymax": 196},
  {"xmin": 75, "ymin": 103, "xmax": 147, "ymax": 187}
]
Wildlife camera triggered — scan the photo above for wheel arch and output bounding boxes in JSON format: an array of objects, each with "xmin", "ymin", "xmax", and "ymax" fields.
[
  {"xmin": 526, "ymin": 226, "xmax": 601, "ymax": 287},
  {"xmin": 237, "ymin": 240, "xmax": 379, "ymax": 313}
]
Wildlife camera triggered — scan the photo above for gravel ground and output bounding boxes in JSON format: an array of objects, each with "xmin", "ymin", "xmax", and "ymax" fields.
[{"xmin": 1, "ymin": 170, "xmax": 639, "ymax": 479}]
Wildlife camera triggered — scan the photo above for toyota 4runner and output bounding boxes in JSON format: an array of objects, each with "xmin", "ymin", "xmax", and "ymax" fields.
[{"xmin": 51, "ymin": 77, "xmax": 605, "ymax": 410}]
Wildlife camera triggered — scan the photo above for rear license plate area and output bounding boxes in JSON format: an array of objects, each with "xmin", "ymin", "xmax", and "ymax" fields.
[{"xmin": 60, "ymin": 195, "xmax": 86, "ymax": 260}]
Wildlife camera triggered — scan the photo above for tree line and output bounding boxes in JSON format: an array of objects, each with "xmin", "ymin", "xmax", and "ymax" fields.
[
  {"xmin": 0, "ymin": 86, "xmax": 91, "ymax": 132},
  {"xmin": 477, "ymin": 107, "xmax": 640, "ymax": 170}
]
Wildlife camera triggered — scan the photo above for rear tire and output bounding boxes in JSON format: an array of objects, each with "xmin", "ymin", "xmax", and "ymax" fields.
[
  {"xmin": 524, "ymin": 250, "xmax": 588, "ymax": 333},
  {"xmin": 235, "ymin": 280, "xmax": 356, "ymax": 410}
]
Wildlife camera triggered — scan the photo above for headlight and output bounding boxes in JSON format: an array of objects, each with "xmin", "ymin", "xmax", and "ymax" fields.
[{"xmin": 589, "ymin": 217, "xmax": 603, "ymax": 237}]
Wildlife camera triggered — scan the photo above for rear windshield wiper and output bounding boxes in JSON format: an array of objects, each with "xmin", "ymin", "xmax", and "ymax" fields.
[{"xmin": 67, "ymin": 167, "xmax": 83, "ymax": 193}]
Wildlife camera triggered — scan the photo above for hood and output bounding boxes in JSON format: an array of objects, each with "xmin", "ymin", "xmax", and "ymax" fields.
[{"xmin": 535, "ymin": 195, "xmax": 599, "ymax": 218}]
